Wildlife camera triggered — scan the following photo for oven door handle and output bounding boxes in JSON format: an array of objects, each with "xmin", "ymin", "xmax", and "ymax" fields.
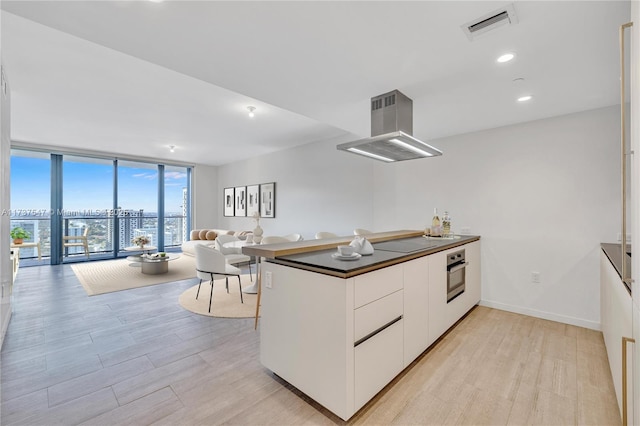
[{"xmin": 448, "ymin": 262, "xmax": 469, "ymax": 274}]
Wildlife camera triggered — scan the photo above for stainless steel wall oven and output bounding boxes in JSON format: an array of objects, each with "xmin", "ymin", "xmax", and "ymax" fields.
[{"xmin": 447, "ymin": 249, "xmax": 468, "ymax": 303}]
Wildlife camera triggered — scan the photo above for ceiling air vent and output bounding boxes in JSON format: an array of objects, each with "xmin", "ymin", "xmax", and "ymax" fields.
[{"xmin": 461, "ymin": 4, "xmax": 518, "ymax": 41}]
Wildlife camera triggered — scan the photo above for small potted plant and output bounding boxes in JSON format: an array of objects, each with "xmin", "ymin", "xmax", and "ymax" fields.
[{"xmin": 10, "ymin": 227, "xmax": 31, "ymax": 245}]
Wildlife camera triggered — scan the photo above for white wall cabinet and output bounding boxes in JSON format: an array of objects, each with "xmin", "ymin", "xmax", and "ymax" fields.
[
  {"xmin": 600, "ymin": 250, "xmax": 633, "ymax": 422},
  {"xmin": 260, "ymin": 240, "xmax": 480, "ymax": 420}
]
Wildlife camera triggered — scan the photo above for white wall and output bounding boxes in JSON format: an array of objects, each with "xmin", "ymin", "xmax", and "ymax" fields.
[
  {"xmin": 374, "ymin": 106, "xmax": 620, "ymax": 329},
  {"xmin": 191, "ymin": 164, "xmax": 218, "ymax": 230},
  {"xmin": 215, "ymin": 136, "xmax": 375, "ymax": 240}
]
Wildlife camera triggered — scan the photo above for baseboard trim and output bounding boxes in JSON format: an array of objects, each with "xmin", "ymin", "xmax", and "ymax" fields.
[{"xmin": 479, "ymin": 299, "xmax": 601, "ymax": 331}]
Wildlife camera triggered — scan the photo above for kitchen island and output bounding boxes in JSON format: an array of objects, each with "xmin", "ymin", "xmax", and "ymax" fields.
[{"xmin": 244, "ymin": 230, "xmax": 481, "ymax": 420}]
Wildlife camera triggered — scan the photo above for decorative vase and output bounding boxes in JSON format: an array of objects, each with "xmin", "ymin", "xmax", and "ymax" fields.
[
  {"xmin": 253, "ymin": 224, "xmax": 263, "ymax": 244},
  {"xmin": 13, "ymin": 238, "xmax": 23, "ymax": 245}
]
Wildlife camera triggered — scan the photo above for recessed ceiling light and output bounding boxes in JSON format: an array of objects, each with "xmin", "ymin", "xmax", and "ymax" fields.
[
  {"xmin": 169, "ymin": 145, "xmax": 175, "ymax": 153},
  {"xmin": 517, "ymin": 95, "xmax": 533, "ymax": 102},
  {"xmin": 497, "ymin": 53, "xmax": 515, "ymax": 63},
  {"xmin": 247, "ymin": 106, "xmax": 256, "ymax": 118}
]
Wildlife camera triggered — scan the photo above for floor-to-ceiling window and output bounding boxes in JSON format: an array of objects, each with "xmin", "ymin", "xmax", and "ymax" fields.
[
  {"xmin": 9, "ymin": 149, "xmax": 51, "ymax": 264},
  {"xmin": 9, "ymin": 148, "xmax": 192, "ymax": 265},
  {"xmin": 116, "ymin": 160, "xmax": 159, "ymax": 252},
  {"xmin": 62, "ymin": 155, "xmax": 115, "ymax": 261},
  {"xmin": 163, "ymin": 165, "xmax": 189, "ymax": 249}
]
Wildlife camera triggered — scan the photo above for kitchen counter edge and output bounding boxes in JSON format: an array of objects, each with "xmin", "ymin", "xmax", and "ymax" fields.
[{"xmin": 261, "ymin": 233, "xmax": 480, "ymax": 279}]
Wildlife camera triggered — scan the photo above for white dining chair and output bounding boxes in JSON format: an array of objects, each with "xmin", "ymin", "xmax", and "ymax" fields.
[
  {"xmin": 261, "ymin": 236, "xmax": 292, "ymax": 244},
  {"xmin": 353, "ymin": 228, "xmax": 373, "ymax": 236},
  {"xmin": 315, "ymin": 231, "xmax": 338, "ymax": 239},
  {"xmin": 283, "ymin": 233, "xmax": 304, "ymax": 242},
  {"xmin": 194, "ymin": 244, "xmax": 243, "ymax": 313},
  {"xmin": 215, "ymin": 234, "xmax": 253, "ymax": 280}
]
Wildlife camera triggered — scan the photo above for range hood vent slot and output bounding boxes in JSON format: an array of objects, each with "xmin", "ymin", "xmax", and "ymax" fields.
[
  {"xmin": 337, "ymin": 89, "xmax": 442, "ymax": 163},
  {"xmin": 461, "ymin": 4, "xmax": 518, "ymax": 41},
  {"xmin": 372, "ymin": 93, "xmax": 396, "ymax": 112}
]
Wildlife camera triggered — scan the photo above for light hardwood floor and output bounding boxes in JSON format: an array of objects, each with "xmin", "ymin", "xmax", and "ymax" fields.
[{"xmin": 1, "ymin": 263, "xmax": 621, "ymax": 425}]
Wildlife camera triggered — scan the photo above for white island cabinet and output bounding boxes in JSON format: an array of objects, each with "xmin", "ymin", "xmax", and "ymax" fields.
[
  {"xmin": 428, "ymin": 240, "xmax": 481, "ymax": 345},
  {"xmin": 259, "ymin": 237, "xmax": 481, "ymax": 420}
]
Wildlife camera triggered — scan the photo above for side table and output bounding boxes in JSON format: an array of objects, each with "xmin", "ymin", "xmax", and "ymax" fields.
[{"xmin": 10, "ymin": 241, "xmax": 41, "ymax": 260}]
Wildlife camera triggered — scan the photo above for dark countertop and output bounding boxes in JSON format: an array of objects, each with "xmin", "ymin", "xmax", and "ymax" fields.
[
  {"xmin": 243, "ymin": 230, "xmax": 424, "ymax": 259},
  {"xmin": 601, "ymin": 243, "xmax": 631, "ymax": 295},
  {"xmin": 268, "ymin": 235, "xmax": 480, "ymax": 278}
]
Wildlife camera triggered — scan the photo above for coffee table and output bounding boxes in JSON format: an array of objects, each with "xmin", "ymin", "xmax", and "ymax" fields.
[
  {"xmin": 124, "ymin": 245, "xmax": 157, "ymax": 263},
  {"xmin": 139, "ymin": 253, "xmax": 180, "ymax": 275}
]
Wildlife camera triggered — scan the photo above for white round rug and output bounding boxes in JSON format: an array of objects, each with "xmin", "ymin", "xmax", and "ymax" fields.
[{"xmin": 178, "ymin": 274, "xmax": 257, "ymax": 318}]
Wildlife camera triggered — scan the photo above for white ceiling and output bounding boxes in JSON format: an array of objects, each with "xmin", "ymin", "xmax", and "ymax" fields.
[{"xmin": 0, "ymin": 1, "xmax": 631, "ymax": 166}]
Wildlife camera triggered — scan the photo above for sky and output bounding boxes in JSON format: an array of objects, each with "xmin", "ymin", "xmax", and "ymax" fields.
[{"xmin": 10, "ymin": 155, "xmax": 188, "ymax": 215}]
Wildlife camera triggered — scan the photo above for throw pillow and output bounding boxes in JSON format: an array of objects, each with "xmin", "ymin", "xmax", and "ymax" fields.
[
  {"xmin": 205, "ymin": 231, "xmax": 217, "ymax": 240},
  {"xmin": 199, "ymin": 230, "xmax": 209, "ymax": 240},
  {"xmin": 190, "ymin": 230, "xmax": 201, "ymax": 240}
]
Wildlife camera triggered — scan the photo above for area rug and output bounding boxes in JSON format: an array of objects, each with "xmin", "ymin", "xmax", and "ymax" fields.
[
  {"xmin": 178, "ymin": 275, "xmax": 257, "ymax": 318},
  {"xmin": 72, "ymin": 254, "xmax": 197, "ymax": 296}
]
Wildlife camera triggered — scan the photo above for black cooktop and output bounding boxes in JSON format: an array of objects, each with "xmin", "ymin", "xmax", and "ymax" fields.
[{"xmin": 372, "ymin": 237, "xmax": 438, "ymax": 253}]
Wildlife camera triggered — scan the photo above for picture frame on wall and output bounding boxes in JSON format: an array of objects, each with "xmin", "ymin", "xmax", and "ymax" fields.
[
  {"xmin": 223, "ymin": 187, "xmax": 235, "ymax": 217},
  {"xmin": 260, "ymin": 182, "xmax": 275, "ymax": 218},
  {"xmin": 246, "ymin": 184, "xmax": 260, "ymax": 217},
  {"xmin": 235, "ymin": 186, "xmax": 246, "ymax": 217}
]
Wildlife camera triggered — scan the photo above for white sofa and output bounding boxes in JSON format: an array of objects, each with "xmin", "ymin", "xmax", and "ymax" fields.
[{"xmin": 181, "ymin": 229, "xmax": 235, "ymax": 256}]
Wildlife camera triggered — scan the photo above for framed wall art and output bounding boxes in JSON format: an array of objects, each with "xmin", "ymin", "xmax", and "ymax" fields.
[
  {"xmin": 246, "ymin": 184, "xmax": 260, "ymax": 217},
  {"xmin": 223, "ymin": 187, "xmax": 235, "ymax": 217},
  {"xmin": 260, "ymin": 182, "xmax": 276, "ymax": 218},
  {"xmin": 235, "ymin": 186, "xmax": 246, "ymax": 217}
]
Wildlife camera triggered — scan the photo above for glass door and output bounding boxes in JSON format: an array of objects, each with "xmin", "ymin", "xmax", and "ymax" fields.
[
  {"xmin": 163, "ymin": 165, "xmax": 189, "ymax": 251},
  {"xmin": 9, "ymin": 149, "xmax": 50, "ymax": 265},
  {"xmin": 117, "ymin": 160, "xmax": 159, "ymax": 253},
  {"xmin": 62, "ymin": 155, "xmax": 115, "ymax": 262}
]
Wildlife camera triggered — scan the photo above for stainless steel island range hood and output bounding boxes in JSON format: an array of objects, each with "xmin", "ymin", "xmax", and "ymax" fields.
[{"xmin": 337, "ymin": 90, "xmax": 442, "ymax": 162}]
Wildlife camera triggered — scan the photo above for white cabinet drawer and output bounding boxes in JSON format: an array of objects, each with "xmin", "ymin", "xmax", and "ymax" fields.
[
  {"xmin": 354, "ymin": 264, "xmax": 403, "ymax": 308},
  {"xmin": 354, "ymin": 289, "xmax": 403, "ymax": 343},
  {"xmin": 354, "ymin": 318, "xmax": 404, "ymax": 411}
]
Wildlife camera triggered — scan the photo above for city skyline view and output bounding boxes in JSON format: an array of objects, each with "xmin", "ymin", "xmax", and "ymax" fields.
[
  {"xmin": 9, "ymin": 151, "xmax": 191, "ymax": 261},
  {"xmin": 10, "ymin": 155, "xmax": 188, "ymax": 214}
]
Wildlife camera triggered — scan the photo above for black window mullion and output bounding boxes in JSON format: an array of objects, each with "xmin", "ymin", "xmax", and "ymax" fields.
[
  {"xmin": 50, "ymin": 154, "xmax": 63, "ymax": 265},
  {"xmin": 157, "ymin": 164, "xmax": 165, "ymax": 251}
]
